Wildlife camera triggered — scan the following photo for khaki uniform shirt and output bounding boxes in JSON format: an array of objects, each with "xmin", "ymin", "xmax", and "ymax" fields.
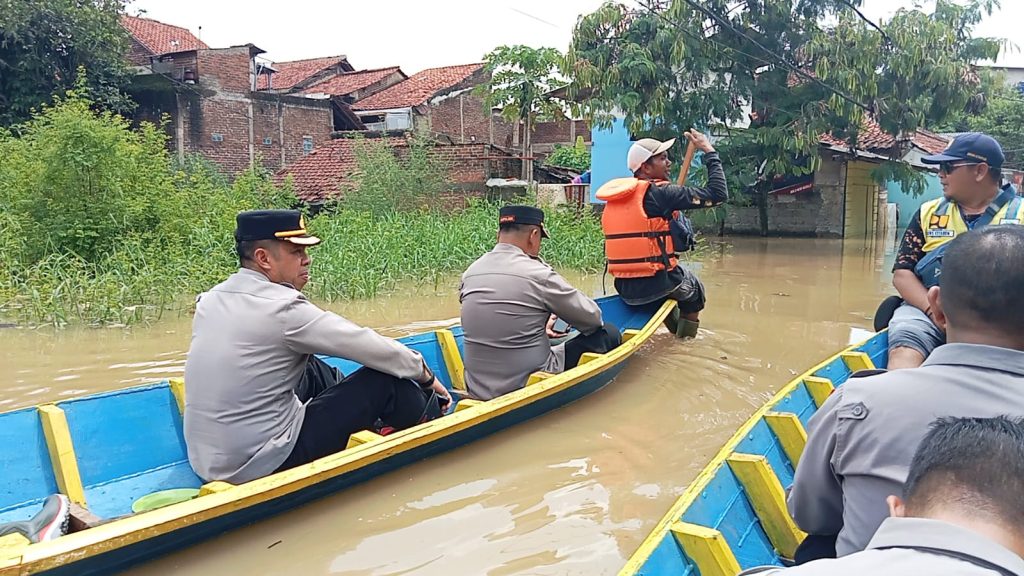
[
  {"xmin": 184, "ymin": 268, "xmax": 426, "ymax": 484},
  {"xmin": 747, "ymin": 517, "xmax": 1024, "ymax": 575},
  {"xmin": 459, "ymin": 243, "xmax": 603, "ymax": 400},
  {"xmin": 788, "ymin": 343, "xmax": 1024, "ymax": 556}
]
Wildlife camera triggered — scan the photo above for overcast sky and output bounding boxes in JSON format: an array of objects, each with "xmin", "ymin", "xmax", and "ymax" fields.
[{"xmin": 130, "ymin": 0, "xmax": 1024, "ymax": 73}]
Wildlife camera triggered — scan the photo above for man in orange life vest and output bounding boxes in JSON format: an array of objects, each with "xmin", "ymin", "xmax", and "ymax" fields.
[{"xmin": 596, "ymin": 131, "xmax": 728, "ymax": 337}]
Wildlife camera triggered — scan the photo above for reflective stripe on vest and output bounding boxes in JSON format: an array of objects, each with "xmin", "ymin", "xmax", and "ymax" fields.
[
  {"xmin": 595, "ymin": 177, "xmax": 678, "ymax": 278},
  {"xmin": 915, "ymin": 186, "xmax": 1023, "ymax": 288}
]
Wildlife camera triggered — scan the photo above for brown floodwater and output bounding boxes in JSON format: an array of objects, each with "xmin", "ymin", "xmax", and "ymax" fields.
[{"xmin": 0, "ymin": 237, "xmax": 896, "ymax": 575}]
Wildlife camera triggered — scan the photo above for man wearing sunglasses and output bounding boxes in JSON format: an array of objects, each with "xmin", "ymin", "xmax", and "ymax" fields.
[{"xmin": 888, "ymin": 132, "xmax": 1024, "ymax": 369}]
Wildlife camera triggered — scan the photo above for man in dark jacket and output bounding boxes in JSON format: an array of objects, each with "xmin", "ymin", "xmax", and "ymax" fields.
[{"xmin": 596, "ymin": 130, "xmax": 728, "ymax": 337}]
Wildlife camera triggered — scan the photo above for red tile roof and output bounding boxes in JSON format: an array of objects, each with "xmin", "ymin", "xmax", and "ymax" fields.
[
  {"xmin": 257, "ymin": 56, "xmax": 349, "ymax": 91},
  {"xmin": 298, "ymin": 67, "xmax": 403, "ymax": 97},
  {"xmin": 121, "ymin": 15, "xmax": 208, "ymax": 55},
  {"xmin": 820, "ymin": 116, "xmax": 949, "ymax": 154},
  {"xmin": 353, "ymin": 63, "xmax": 484, "ymax": 111},
  {"xmin": 911, "ymin": 129, "xmax": 949, "ymax": 155},
  {"xmin": 276, "ymin": 137, "xmax": 409, "ymax": 203}
]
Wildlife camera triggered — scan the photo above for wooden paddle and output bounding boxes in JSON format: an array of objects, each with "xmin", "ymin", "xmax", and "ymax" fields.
[{"xmin": 675, "ymin": 134, "xmax": 699, "ymax": 186}]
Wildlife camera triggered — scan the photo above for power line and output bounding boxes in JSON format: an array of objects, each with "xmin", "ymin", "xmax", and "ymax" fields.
[
  {"xmin": 628, "ymin": 0, "xmax": 857, "ymax": 121},
  {"xmin": 834, "ymin": 0, "xmax": 892, "ymax": 44},
  {"xmin": 671, "ymin": 0, "xmax": 875, "ymax": 113}
]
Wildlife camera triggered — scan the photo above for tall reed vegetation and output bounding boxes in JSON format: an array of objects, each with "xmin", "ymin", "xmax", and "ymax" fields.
[{"xmin": 0, "ymin": 92, "xmax": 612, "ymax": 326}]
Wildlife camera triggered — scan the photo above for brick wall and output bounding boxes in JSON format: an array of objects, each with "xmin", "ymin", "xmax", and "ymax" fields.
[
  {"xmin": 249, "ymin": 95, "xmax": 332, "ymax": 171},
  {"xmin": 281, "ymin": 100, "xmax": 332, "ymax": 167},
  {"xmin": 197, "ymin": 47, "xmax": 252, "ymax": 95},
  {"xmin": 530, "ymin": 120, "xmax": 591, "ymax": 145},
  {"xmin": 426, "ymin": 95, "xmax": 592, "ymax": 151},
  {"xmin": 154, "ymin": 47, "xmax": 332, "ymax": 175},
  {"xmin": 127, "ymin": 38, "xmax": 153, "ymax": 66},
  {"xmin": 719, "ymin": 155, "xmax": 848, "ymax": 237},
  {"xmin": 425, "ymin": 91, "xmax": 517, "ymax": 146},
  {"xmin": 404, "ymin": 143, "xmax": 520, "ymax": 187}
]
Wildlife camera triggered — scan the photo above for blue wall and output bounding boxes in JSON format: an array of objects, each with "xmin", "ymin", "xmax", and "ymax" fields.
[
  {"xmin": 590, "ymin": 117, "xmax": 634, "ymax": 203},
  {"xmin": 886, "ymin": 173, "xmax": 943, "ymax": 232},
  {"xmin": 590, "ymin": 118, "xmax": 708, "ymax": 202}
]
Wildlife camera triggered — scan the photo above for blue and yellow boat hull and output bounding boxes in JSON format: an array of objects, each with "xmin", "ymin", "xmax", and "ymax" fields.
[
  {"xmin": 0, "ymin": 295, "xmax": 673, "ymax": 575},
  {"xmin": 619, "ymin": 331, "xmax": 888, "ymax": 575}
]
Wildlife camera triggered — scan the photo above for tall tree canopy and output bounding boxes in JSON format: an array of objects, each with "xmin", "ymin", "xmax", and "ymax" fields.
[
  {"xmin": 476, "ymin": 45, "xmax": 567, "ymax": 180},
  {"xmin": 566, "ymin": 0, "xmax": 1002, "ymax": 195},
  {"xmin": 0, "ymin": 0, "xmax": 134, "ymax": 127}
]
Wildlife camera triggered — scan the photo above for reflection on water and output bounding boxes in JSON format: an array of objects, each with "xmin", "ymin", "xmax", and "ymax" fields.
[{"xmin": 0, "ymin": 237, "xmax": 895, "ymax": 575}]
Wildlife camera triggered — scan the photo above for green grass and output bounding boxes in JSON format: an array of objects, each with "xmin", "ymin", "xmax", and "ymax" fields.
[
  {"xmin": 0, "ymin": 90, "xmax": 713, "ymax": 327},
  {"xmin": 0, "ymin": 202, "xmax": 610, "ymax": 326}
]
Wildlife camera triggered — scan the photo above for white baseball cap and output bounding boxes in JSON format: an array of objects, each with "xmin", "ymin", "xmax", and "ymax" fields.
[{"xmin": 627, "ymin": 138, "xmax": 676, "ymax": 172}]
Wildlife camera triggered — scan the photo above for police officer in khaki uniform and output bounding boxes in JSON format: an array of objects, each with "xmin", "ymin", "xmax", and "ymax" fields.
[
  {"xmin": 459, "ymin": 205, "xmax": 622, "ymax": 400},
  {"xmin": 184, "ymin": 210, "xmax": 452, "ymax": 484},
  {"xmin": 787, "ymin": 226, "xmax": 1024, "ymax": 558},
  {"xmin": 744, "ymin": 417, "xmax": 1024, "ymax": 575}
]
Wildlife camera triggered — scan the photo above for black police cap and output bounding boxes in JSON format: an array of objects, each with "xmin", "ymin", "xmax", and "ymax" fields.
[
  {"xmin": 498, "ymin": 205, "xmax": 549, "ymax": 238},
  {"xmin": 235, "ymin": 210, "xmax": 321, "ymax": 246}
]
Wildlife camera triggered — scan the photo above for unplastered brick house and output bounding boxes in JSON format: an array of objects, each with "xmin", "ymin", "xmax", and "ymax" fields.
[
  {"xmin": 276, "ymin": 136, "xmax": 566, "ymax": 207},
  {"xmin": 122, "ymin": 15, "xmax": 333, "ymax": 175},
  {"xmin": 351, "ymin": 63, "xmax": 506, "ymax": 142}
]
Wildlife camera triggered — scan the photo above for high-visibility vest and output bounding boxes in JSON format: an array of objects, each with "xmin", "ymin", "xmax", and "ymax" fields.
[{"xmin": 914, "ymin": 185, "xmax": 1024, "ymax": 287}]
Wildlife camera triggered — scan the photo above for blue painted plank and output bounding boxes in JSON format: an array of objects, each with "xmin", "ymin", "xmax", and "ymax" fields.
[
  {"xmin": 772, "ymin": 385, "xmax": 817, "ymax": 430},
  {"xmin": 59, "ymin": 384, "xmax": 196, "ymax": 490},
  {"xmin": 0, "ymin": 407, "xmax": 59, "ymax": 517},
  {"xmin": 736, "ymin": 419, "xmax": 795, "ymax": 488},
  {"xmin": 84, "ymin": 462, "xmax": 202, "ymax": 519},
  {"xmin": 855, "ymin": 332, "xmax": 890, "ymax": 371},
  {"xmin": 683, "ymin": 467, "xmax": 780, "ymax": 569},
  {"xmin": 638, "ymin": 536, "xmax": 697, "ymax": 576},
  {"xmin": 319, "ymin": 332, "xmax": 451, "ymax": 391}
]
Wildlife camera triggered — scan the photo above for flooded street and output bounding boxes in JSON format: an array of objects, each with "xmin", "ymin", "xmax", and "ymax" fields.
[{"xmin": 1, "ymin": 237, "xmax": 896, "ymax": 575}]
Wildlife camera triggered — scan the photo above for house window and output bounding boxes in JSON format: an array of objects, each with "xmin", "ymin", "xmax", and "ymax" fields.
[
  {"xmin": 211, "ymin": 133, "xmax": 224, "ymax": 142},
  {"xmin": 384, "ymin": 112, "xmax": 411, "ymax": 131},
  {"xmin": 302, "ymin": 136, "xmax": 314, "ymax": 154},
  {"xmin": 263, "ymin": 137, "xmax": 273, "ymax": 146}
]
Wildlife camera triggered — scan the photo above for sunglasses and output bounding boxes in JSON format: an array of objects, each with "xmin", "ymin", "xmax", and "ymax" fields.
[{"xmin": 938, "ymin": 161, "xmax": 982, "ymax": 174}]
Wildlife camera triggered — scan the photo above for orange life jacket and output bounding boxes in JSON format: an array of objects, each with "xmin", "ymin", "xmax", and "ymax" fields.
[{"xmin": 595, "ymin": 177, "xmax": 677, "ymax": 278}]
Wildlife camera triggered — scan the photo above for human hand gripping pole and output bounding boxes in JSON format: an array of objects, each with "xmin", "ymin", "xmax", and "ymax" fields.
[
  {"xmin": 676, "ymin": 129, "xmax": 714, "ymax": 185},
  {"xmin": 676, "ymin": 137, "xmax": 698, "ymax": 186}
]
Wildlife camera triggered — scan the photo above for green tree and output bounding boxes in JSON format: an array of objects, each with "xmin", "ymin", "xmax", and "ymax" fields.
[
  {"xmin": 476, "ymin": 45, "xmax": 568, "ymax": 180},
  {"xmin": 0, "ymin": 0, "xmax": 134, "ymax": 127},
  {"xmin": 566, "ymin": 0, "xmax": 1001, "ymax": 234},
  {"xmin": 962, "ymin": 83, "xmax": 1024, "ymax": 171},
  {"xmin": 544, "ymin": 136, "xmax": 591, "ymax": 172}
]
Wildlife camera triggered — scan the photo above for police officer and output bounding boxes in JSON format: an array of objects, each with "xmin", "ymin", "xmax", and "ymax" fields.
[
  {"xmin": 595, "ymin": 130, "xmax": 728, "ymax": 338},
  {"xmin": 788, "ymin": 226, "xmax": 1024, "ymax": 559},
  {"xmin": 744, "ymin": 417, "xmax": 1024, "ymax": 575},
  {"xmin": 889, "ymin": 132, "xmax": 1024, "ymax": 369},
  {"xmin": 459, "ymin": 205, "xmax": 622, "ymax": 400},
  {"xmin": 184, "ymin": 210, "xmax": 452, "ymax": 484}
]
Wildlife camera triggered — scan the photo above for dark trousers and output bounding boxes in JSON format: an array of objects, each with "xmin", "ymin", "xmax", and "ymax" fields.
[
  {"xmin": 563, "ymin": 324, "xmax": 622, "ymax": 369},
  {"xmin": 793, "ymin": 534, "xmax": 838, "ymax": 564},
  {"xmin": 275, "ymin": 357, "xmax": 429, "ymax": 473}
]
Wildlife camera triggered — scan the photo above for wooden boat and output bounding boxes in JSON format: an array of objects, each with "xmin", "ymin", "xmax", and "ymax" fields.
[
  {"xmin": 619, "ymin": 331, "xmax": 889, "ymax": 576},
  {"xmin": 0, "ymin": 295, "xmax": 674, "ymax": 575}
]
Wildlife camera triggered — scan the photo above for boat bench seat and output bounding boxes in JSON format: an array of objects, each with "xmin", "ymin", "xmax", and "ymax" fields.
[
  {"xmin": 59, "ymin": 384, "xmax": 203, "ymax": 519},
  {"xmin": 0, "ymin": 407, "xmax": 62, "ymax": 524}
]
